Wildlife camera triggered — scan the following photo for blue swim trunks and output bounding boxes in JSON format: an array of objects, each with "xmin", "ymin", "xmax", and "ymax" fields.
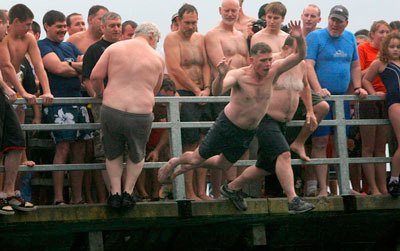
[{"xmin": 44, "ymin": 105, "xmax": 94, "ymax": 144}]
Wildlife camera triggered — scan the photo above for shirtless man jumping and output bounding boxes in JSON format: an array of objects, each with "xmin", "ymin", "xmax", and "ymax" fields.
[
  {"xmin": 223, "ymin": 36, "xmax": 317, "ymax": 214},
  {"xmin": 91, "ymin": 22, "xmax": 164, "ymax": 209},
  {"xmin": 158, "ymin": 21, "xmax": 306, "ymax": 202}
]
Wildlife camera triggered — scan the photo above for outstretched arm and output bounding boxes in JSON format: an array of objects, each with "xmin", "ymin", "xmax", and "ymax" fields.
[
  {"xmin": 273, "ymin": 21, "xmax": 306, "ymax": 81},
  {"xmin": 211, "ymin": 57, "xmax": 233, "ymax": 96}
]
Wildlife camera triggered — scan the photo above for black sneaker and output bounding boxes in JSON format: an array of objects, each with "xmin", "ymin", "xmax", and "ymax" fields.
[
  {"xmin": 288, "ymin": 196, "xmax": 315, "ymax": 214},
  {"xmin": 107, "ymin": 193, "xmax": 122, "ymax": 208},
  {"xmin": 121, "ymin": 192, "xmax": 136, "ymax": 209},
  {"xmin": 220, "ymin": 184, "xmax": 247, "ymax": 211},
  {"xmin": 388, "ymin": 181, "xmax": 400, "ymax": 198},
  {"xmin": 0, "ymin": 198, "xmax": 15, "ymax": 216}
]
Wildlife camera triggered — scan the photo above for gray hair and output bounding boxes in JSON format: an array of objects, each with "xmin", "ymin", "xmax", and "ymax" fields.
[
  {"xmin": 101, "ymin": 11, "xmax": 121, "ymax": 25},
  {"xmin": 134, "ymin": 22, "xmax": 161, "ymax": 41}
]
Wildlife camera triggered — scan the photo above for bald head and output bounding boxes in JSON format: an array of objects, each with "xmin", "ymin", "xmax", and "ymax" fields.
[{"xmin": 221, "ymin": 0, "xmax": 240, "ymax": 8}]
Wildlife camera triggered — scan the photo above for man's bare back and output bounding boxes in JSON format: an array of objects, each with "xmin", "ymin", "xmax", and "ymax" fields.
[{"xmin": 91, "ymin": 36, "xmax": 164, "ymax": 114}]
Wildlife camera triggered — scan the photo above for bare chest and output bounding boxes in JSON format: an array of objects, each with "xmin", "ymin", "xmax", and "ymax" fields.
[
  {"xmin": 7, "ymin": 40, "xmax": 28, "ymax": 70},
  {"xmin": 179, "ymin": 41, "xmax": 204, "ymax": 67}
]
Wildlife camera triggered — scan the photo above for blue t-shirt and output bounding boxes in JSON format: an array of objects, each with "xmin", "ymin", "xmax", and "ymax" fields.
[
  {"xmin": 38, "ymin": 38, "xmax": 82, "ymax": 97},
  {"xmin": 306, "ymin": 28, "xmax": 358, "ymax": 94}
]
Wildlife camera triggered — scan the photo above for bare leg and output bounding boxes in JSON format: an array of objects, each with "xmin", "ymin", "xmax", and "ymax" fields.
[
  {"xmin": 83, "ymin": 140, "xmax": 94, "ymax": 203},
  {"xmin": 135, "ymin": 170, "xmax": 149, "ymax": 198},
  {"xmin": 349, "ymin": 163, "xmax": 361, "ymax": 192},
  {"xmin": 70, "ymin": 141, "xmax": 85, "ymax": 204},
  {"xmin": 151, "ymin": 169, "xmax": 161, "ymax": 199},
  {"xmin": 229, "ymin": 165, "xmax": 269, "ymax": 191},
  {"xmin": 106, "ymin": 156, "xmax": 124, "ymax": 195},
  {"xmin": 311, "ymin": 135, "xmax": 329, "ymax": 196},
  {"xmin": 124, "ymin": 158, "xmax": 145, "ymax": 195},
  {"xmin": 374, "ymin": 125, "xmax": 390, "ymax": 194},
  {"xmin": 291, "ymin": 101, "xmax": 329, "ymax": 161},
  {"xmin": 93, "ymin": 170, "xmax": 107, "ymax": 203},
  {"xmin": 196, "ymin": 168, "xmax": 214, "ymax": 200},
  {"xmin": 360, "ymin": 125, "xmax": 381, "ymax": 195},
  {"xmin": 52, "ymin": 142, "xmax": 70, "ymax": 203},
  {"xmin": 158, "ymin": 148, "xmax": 206, "ymax": 182},
  {"xmin": 210, "ymin": 169, "xmax": 222, "ymax": 198},
  {"xmin": 3, "ymin": 150, "xmax": 23, "ymax": 196},
  {"xmin": 275, "ymin": 152, "xmax": 297, "ymax": 202},
  {"xmin": 102, "ymin": 170, "xmax": 111, "ymax": 192}
]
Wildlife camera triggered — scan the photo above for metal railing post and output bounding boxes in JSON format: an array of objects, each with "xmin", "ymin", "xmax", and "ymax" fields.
[
  {"xmin": 167, "ymin": 99, "xmax": 185, "ymax": 200},
  {"xmin": 333, "ymin": 97, "xmax": 351, "ymax": 195}
]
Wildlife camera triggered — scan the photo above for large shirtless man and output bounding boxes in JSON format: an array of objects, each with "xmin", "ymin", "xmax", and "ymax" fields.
[
  {"xmin": 68, "ymin": 5, "xmax": 108, "ymax": 54},
  {"xmin": 221, "ymin": 36, "xmax": 316, "ymax": 214},
  {"xmin": 205, "ymin": 0, "xmax": 249, "ymax": 198},
  {"xmin": 164, "ymin": 4, "xmax": 212, "ymax": 200},
  {"xmin": 158, "ymin": 22, "xmax": 307, "ymax": 205},
  {"xmin": 91, "ymin": 22, "xmax": 164, "ymax": 209}
]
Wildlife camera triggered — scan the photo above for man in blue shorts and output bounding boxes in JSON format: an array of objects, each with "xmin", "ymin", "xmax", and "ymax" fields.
[
  {"xmin": 39, "ymin": 10, "xmax": 93, "ymax": 205},
  {"xmin": 306, "ymin": 5, "xmax": 368, "ymax": 196}
]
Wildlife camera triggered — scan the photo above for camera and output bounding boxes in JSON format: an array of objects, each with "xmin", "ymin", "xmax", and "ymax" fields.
[{"xmin": 252, "ymin": 19, "xmax": 267, "ymax": 33}]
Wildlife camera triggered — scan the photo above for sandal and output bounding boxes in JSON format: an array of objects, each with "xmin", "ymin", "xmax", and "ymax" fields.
[
  {"xmin": 7, "ymin": 191, "xmax": 37, "ymax": 212},
  {"xmin": 0, "ymin": 198, "xmax": 15, "ymax": 215}
]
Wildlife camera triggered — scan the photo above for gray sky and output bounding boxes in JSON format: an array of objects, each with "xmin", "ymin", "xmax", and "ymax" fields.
[{"xmin": 3, "ymin": 0, "xmax": 400, "ymax": 46}]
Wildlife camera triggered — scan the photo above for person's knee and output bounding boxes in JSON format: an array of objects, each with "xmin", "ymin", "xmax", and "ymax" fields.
[
  {"xmin": 56, "ymin": 142, "xmax": 70, "ymax": 156},
  {"xmin": 362, "ymin": 144, "xmax": 375, "ymax": 156},
  {"xmin": 315, "ymin": 101, "xmax": 330, "ymax": 119},
  {"xmin": 278, "ymin": 151, "xmax": 291, "ymax": 162},
  {"xmin": 312, "ymin": 136, "xmax": 328, "ymax": 151}
]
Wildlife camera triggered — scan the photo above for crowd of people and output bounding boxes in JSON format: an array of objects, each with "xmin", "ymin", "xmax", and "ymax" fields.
[{"xmin": 0, "ymin": 0, "xmax": 400, "ymax": 216}]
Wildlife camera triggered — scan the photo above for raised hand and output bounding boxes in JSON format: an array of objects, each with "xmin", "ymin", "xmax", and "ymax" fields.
[
  {"xmin": 287, "ymin": 20, "xmax": 302, "ymax": 38},
  {"xmin": 216, "ymin": 57, "xmax": 232, "ymax": 76}
]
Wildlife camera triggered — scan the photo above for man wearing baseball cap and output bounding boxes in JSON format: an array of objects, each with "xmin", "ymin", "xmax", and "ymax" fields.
[{"xmin": 304, "ymin": 5, "xmax": 368, "ymax": 197}]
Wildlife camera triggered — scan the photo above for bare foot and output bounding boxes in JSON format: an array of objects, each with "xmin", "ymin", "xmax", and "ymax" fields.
[
  {"xmin": 198, "ymin": 194, "xmax": 215, "ymax": 201},
  {"xmin": 186, "ymin": 195, "xmax": 202, "ymax": 201},
  {"xmin": 290, "ymin": 142, "xmax": 310, "ymax": 161},
  {"xmin": 171, "ymin": 164, "xmax": 196, "ymax": 179},
  {"xmin": 317, "ymin": 191, "xmax": 329, "ymax": 197},
  {"xmin": 22, "ymin": 160, "xmax": 35, "ymax": 167},
  {"xmin": 158, "ymin": 157, "xmax": 179, "ymax": 183}
]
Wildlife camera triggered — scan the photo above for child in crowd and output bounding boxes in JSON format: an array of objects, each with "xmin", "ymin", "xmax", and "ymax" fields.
[{"xmin": 362, "ymin": 32, "xmax": 400, "ymax": 197}]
